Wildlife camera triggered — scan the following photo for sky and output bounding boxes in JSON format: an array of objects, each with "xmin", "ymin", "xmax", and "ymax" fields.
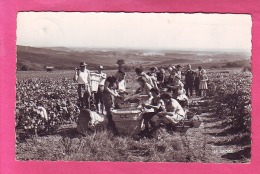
[{"xmin": 17, "ymin": 12, "xmax": 252, "ymax": 51}]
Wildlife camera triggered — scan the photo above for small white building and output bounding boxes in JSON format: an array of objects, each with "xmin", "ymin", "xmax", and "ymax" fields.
[{"xmin": 46, "ymin": 66, "xmax": 54, "ymax": 72}]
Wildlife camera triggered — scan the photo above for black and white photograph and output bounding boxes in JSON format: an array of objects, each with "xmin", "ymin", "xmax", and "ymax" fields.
[{"xmin": 16, "ymin": 12, "xmax": 252, "ymax": 162}]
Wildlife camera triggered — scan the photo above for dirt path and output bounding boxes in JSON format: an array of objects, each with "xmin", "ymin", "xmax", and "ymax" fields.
[{"xmin": 183, "ymin": 98, "xmax": 250, "ymax": 163}]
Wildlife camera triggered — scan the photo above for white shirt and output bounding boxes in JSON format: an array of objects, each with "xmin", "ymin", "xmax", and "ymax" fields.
[
  {"xmin": 76, "ymin": 69, "xmax": 90, "ymax": 84},
  {"xmin": 142, "ymin": 73, "xmax": 156, "ymax": 88},
  {"xmin": 118, "ymin": 79, "xmax": 126, "ymax": 92},
  {"xmin": 194, "ymin": 69, "xmax": 201, "ymax": 78},
  {"xmin": 98, "ymin": 72, "xmax": 107, "ymax": 86},
  {"xmin": 36, "ymin": 106, "xmax": 48, "ymax": 121},
  {"xmin": 165, "ymin": 99, "xmax": 185, "ymax": 116},
  {"xmin": 89, "ymin": 111, "xmax": 107, "ymax": 127}
]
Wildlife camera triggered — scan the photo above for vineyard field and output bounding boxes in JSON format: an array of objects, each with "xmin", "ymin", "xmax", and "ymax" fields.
[{"xmin": 15, "ymin": 68, "xmax": 252, "ymax": 162}]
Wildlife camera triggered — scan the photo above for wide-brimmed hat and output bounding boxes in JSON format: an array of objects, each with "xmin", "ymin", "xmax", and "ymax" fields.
[{"xmin": 80, "ymin": 62, "xmax": 87, "ymax": 67}]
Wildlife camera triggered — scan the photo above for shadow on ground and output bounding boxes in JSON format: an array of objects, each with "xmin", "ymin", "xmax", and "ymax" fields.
[
  {"xmin": 221, "ymin": 147, "xmax": 251, "ymax": 162},
  {"xmin": 205, "ymin": 126, "xmax": 239, "ymax": 137},
  {"xmin": 207, "ymin": 134, "xmax": 251, "ymax": 146},
  {"xmin": 54, "ymin": 127, "xmax": 80, "ymax": 139}
]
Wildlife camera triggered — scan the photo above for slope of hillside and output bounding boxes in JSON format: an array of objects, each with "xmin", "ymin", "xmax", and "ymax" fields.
[{"xmin": 16, "ymin": 45, "xmax": 251, "ymax": 71}]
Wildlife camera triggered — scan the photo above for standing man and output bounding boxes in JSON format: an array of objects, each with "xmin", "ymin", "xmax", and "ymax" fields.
[
  {"xmin": 74, "ymin": 62, "xmax": 91, "ymax": 109},
  {"xmin": 184, "ymin": 64, "xmax": 195, "ymax": 97},
  {"xmin": 194, "ymin": 66, "xmax": 202, "ymax": 96},
  {"xmin": 94, "ymin": 65, "xmax": 107, "ymax": 114}
]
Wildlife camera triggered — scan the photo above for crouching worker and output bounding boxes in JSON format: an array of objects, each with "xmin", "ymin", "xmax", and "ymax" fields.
[
  {"xmin": 77, "ymin": 109, "xmax": 108, "ymax": 136},
  {"xmin": 103, "ymin": 70, "xmax": 125, "ymax": 133},
  {"xmin": 148, "ymin": 92, "xmax": 185, "ymax": 136},
  {"xmin": 137, "ymin": 88, "xmax": 165, "ymax": 138}
]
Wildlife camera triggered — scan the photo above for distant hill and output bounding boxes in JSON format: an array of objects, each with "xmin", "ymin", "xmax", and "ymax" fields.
[{"xmin": 16, "ymin": 45, "xmax": 251, "ymax": 71}]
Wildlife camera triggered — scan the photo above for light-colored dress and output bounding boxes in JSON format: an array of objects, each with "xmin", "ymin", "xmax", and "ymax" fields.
[
  {"xmin": 199, "ymin": 74, "xmax": 208, "ymax": 90},
  {"xmin": 151, "ymin": 99, "xmax": 185, "ymax": 125}
]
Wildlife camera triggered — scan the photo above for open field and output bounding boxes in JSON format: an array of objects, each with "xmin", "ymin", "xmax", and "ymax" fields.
[
  {"xmin": 16, "ymin": 68, "xmax": 251, "ymax": 162},
  {"xmin": 17, "ymin": 45, "xmax": 251, "ymax": 71}
]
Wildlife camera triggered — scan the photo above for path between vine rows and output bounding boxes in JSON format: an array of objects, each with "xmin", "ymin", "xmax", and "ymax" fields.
[{"xmin": 179, "ymin": 97, "xmax": 250, "ymax": 163}]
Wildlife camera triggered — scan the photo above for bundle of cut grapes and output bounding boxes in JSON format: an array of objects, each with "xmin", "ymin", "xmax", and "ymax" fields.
[
  {"xmin": 116, "ymin": 97, "xmax": 140, "ymax": 109},
  {"xmin": 117, "ymin": 102, "xmax": 139, "ymax": 109}
]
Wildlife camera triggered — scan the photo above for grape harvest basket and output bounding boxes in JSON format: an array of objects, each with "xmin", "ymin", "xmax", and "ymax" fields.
[
  {"xmin": 89, "ymin": 72, "xmax": 101, "ymax": 92},
  {"xmin": 111, "ymin": 108, "xmax": 143, "ymax": 136}
]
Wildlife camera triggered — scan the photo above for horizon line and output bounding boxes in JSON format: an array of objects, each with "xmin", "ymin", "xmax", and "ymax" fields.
[{"xmin": 16, "ymin": 44, "xmax": 251, "ymax": 53}]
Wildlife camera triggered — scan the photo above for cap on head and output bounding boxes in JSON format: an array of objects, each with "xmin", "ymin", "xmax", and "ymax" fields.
[
  {"xmin": 99, "ymin": 65, "xmax": 104, "ymax": 69},
  {"xmin": 80, "ymin": 62, "xmax": 87, "ymax": 67}
]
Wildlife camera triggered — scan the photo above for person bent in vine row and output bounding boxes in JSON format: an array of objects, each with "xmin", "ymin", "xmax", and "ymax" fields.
[
  {"xmin": 73, "ymin": 62, "xmax": 91, "ymax": 109},
  {"xmin": 135, "ymin": 67, "xmax": 158, "ymax": 90},
  {"xmin": 103, "ymin": 70, "xmax": 125, "ymax": 133}
]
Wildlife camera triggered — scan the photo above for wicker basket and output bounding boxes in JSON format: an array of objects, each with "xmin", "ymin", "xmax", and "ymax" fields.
[
  {"xmin": 111, "ymin": 108, "xmax": 143, "ymax": 136},
  {"xmin": 190, "ymin": 116, "xmax": 201, "ymax": 128},
  {"xmin": 90, "ymin": 73, "xmax": 101, "ymax": 92},
  {"xmin": 186, "ymin": 110, "xmax": 196, "ymax": 119}
]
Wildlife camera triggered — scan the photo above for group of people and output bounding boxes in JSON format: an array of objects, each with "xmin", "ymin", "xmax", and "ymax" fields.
[
  {"xmin": 74, "ymin": 61, "xmax": 209, "ymax": 137},
  {"xmin": 137, "ymin": 64, "xmax": 208, "ymax": 98}
]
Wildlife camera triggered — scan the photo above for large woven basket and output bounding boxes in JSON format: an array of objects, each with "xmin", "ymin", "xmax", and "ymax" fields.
[
  {"xmin": 111, "ymin": 108, "xmax": 143, "ymax": 136},
  {"xmin": 90, "ymin": 73, "xmax": 101, "ymax": 92}
]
